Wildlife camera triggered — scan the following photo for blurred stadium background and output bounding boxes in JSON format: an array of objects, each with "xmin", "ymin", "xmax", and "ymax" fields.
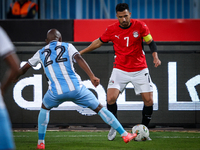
[
  {"xmin": 0, "ymin": 0, "xmax": 200, "ymax": 129},
  {"xmin": 1, "ymin": 0, "xmax": 200, "ymax": 19}
]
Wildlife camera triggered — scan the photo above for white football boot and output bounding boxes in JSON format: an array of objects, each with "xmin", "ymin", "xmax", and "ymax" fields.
[
  {"xmin": 108, "ymin": 127, "xmax": 117, "ymax": 141},
  {"xmin": 146, "ymin": 137, "xmax": 152, "ymax": 141}
]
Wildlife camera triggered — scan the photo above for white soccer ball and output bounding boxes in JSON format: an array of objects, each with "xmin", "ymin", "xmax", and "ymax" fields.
[{"xmin": 132, "ymin": 124, "xmax": 149, "ymax": 141}]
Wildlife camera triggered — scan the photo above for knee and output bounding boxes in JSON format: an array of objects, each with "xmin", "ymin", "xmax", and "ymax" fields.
[
  {"xmin": 142, "ymin": 92, "xmax": 153, "ymax": 106},
  {"xmin": 94, "ymin": 104, "xmax": 103, "ymax": 113},
  {"xmin": 144, "ymin": 98, "xmax": 153, "ymax": 106},
  {"xmin": 107, "ymin": 95, "xmax": 117, "ymax": 105}
]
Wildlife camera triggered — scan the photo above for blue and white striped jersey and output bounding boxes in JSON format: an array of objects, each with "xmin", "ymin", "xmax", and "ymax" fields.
[{"xmin": 28, "ymin": 41, "xmax": 82, "ymax": 95}]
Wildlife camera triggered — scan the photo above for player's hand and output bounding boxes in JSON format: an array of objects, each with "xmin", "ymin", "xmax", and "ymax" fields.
[
  {"xmin": 153, "ymin": 57, "xmax": 161, "ymax": 68},
  {"xmin": 91, "ymin": 76, "xmax": 100, "ymax": 87}
]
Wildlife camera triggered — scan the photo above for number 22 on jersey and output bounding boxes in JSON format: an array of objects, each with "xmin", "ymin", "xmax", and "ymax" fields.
[{"xmin": 42, "ymin": 45, "xmax": 68, "ymax": 67}]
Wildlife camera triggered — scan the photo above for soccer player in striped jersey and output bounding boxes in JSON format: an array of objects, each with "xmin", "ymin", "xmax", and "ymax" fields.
[
  {"xmin": 0, "ymin": 26, "xmax": 20, "ymax": 150},
  {"xmin": 80, "ymin": 3, "xmax": 161, "ymax": 141},
  {"xmin": 15, "ymin": 29, "xmax": 137, "ymax": 149}
]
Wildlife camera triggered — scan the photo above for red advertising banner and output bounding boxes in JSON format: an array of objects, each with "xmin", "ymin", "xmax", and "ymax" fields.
[{"xmin": 74, "ymin": 19, "xmax": 200, "ymax": 42}]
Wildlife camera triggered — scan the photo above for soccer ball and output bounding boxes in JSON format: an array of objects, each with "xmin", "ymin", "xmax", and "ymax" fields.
[{"xmin": 132, "ymin": 124, "xmax": 149, "ymax": 141}]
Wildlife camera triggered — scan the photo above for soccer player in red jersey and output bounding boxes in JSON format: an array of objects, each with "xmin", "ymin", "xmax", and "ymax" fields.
[{"xmin": 80, "ymin": 3, "xmax": 161, "ymax": 141}]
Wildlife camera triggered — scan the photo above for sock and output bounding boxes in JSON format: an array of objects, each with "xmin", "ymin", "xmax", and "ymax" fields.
[
  {"xmin": 38, "ymin": 108, "xmax": 50, "ymax": 144},
  {"xmin": 38, "ymin": 140, "xmax": 44, "ymax": 145},
  {"xmin": 142, "ymin": 105, "xmax": 153, "ymax": 127},
  {"xmin": 107, "ymin": 102, "xmax": 118, "ymax": 118},
  {"xmin": 98, "ymin": 107, "xmax": 127, "ymax": 136},
  {"xmin": 121, "ymin": 132, "xmax": 128, "ymax": 137}
]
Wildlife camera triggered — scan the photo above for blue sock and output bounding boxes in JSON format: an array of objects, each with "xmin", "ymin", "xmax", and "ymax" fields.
[
  {"xmin": 98, "ymin": 107, "xmax": 126, "ymax": 135},
  {"xmin": 38, "ymin": 108, "xmax": 50, "ymax": 142}
]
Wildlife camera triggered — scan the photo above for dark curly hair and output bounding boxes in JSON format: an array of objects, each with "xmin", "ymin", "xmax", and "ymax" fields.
[{"xmin": 115, "ymin": 3, "xmax": 129, "ymax": 13}]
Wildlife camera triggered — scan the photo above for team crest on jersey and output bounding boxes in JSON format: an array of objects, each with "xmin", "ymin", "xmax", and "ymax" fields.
[{"xmin": 133, "ymin": 31, "xmax": 139, "ymax": 38}]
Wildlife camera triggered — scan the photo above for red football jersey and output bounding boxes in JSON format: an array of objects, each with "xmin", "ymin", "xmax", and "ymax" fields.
[{"xmin": 100, "ymin": 19, "xmax": 150, "ymax": 72}]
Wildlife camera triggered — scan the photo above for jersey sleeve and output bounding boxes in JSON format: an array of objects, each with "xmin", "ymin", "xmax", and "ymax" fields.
[
  {"xmin": 99, "ymin": 27, "xmax": 111, "ymax": 43},
  {"xmin": 68, "ymin": 43, "xmax": 79, "ymax": 63},
  {"xmin": 0, "ymin": 27, "xmax": 15, "ymax": 57},
  {"xmin": 28, "ymin": 50, "xmax": 41, "ymax": 67},
  {"xmin": 140, "ymin": 21, "xmax": 151, "ymax": 38}
]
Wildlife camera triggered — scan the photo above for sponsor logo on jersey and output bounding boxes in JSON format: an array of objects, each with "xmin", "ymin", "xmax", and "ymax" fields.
[{"xmin": 115, "ymin": 35, "xmax": 120, "ymax": 39}]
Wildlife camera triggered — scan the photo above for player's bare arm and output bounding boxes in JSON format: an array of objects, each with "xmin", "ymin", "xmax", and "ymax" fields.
[
  {"xmin": 79, "ymin": 38, "xmax": 104, "ymax": 55},
  {"xmin": 14, "ymin": 63, "xmax": 32, "ymax": 81},
  {"xmin": 144, "ymin": 36, "xmax": 161, "ymax": 68},
  {"xmin": 152, "ymin": 52, "xmax": 161, "ymax": 68},
  {"xmin": 1, "ymin": 53, "xmax": 20, "ymax": 96},
  {"xmin": 74, "ymin": 53, "xmax": 100, "ymax": 87}
]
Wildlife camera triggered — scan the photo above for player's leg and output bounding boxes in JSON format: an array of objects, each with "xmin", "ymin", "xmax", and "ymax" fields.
[
  {"xmin": 106, "ymin": 88, "xmax": 120, "ymax": 141},
  {"xmin": 74, "ymin": 86, "xmax": 136, "ymax": 143},
  {"xmin": 0, "ymin": 96, "xmax": 15, "ymax": 150},
  {"xmin": 94, "ymin": 104, "xmax": 137, "ymax": 143},
  {"xmin": 107, "ymin": 68, "xmax": 129, "ymax": 141},
  {"xmin": 132, "ymin": 68, "xmax": 154, "ymax": 128},
  {"xmin": 141, "ymin": 92, "xmax": 153, "ymax": 127},
  {"xmin": 107, "ymin": 88, "xmax": 120, "ymax": 118},
  {"xmin": 141, "ymin": 92, "xmax": 153, "ymax": 141},
  {"xmin": 37, "ymin": 104, "xmax": 50, "ymax": 149},
  {"xmin": 95, "ymin": 104, "xmax": 125, "ymax": 134},
  {"xmin": 107, "ymin": 68, "xmax": 129, "ymax": 117},
  {"xmin": 132, "ymin": 68, "xmax": 154, "ymax": 140},
  {"xmin": 37, "ymin": 90, "xmax": 57, "ymax": 149}
]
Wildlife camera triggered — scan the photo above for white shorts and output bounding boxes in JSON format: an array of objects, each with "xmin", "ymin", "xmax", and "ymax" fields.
[{"xmin": 107, "ymin": 68, "xmax": 153, "ymax": 95}]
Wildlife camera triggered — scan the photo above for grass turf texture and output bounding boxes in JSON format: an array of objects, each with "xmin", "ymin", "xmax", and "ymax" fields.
[{"xmin": 14, "ymin": 130, "xmax": 200, "ymax": 150}]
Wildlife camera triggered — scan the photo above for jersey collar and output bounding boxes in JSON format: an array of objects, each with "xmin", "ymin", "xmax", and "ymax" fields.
[{"xmin": 119, "ymin": 23, "xmax": 132, "ymax": 29}]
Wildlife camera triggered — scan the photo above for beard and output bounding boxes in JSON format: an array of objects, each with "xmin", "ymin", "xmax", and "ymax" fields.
[{"xmin": 121, "ymin": 21, "xmax": 130, "ymax": 28}]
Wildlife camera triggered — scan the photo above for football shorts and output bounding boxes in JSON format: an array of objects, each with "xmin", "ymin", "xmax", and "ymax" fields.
[
  {"xmin": 43, "ymin": 85, "xmax": 99, "ymax": 110},
  {"xmin": 107, "ymin": 68, "xmax": 153, "ymax": 95}
]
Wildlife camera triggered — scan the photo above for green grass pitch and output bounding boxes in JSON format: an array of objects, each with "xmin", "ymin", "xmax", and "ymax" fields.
[{"xmin": 14, "ymin": 130, "xmax": 200, "ymax": 150}]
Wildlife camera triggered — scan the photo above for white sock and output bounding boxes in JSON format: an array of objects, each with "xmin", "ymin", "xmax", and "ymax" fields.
[
  {"xmin": 121, "ymin": 131, "xmax": 128, "ymax": 137},
  {"xmin": 38, "ymin": 140, "xmax": 45, "ymax": 145}
]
